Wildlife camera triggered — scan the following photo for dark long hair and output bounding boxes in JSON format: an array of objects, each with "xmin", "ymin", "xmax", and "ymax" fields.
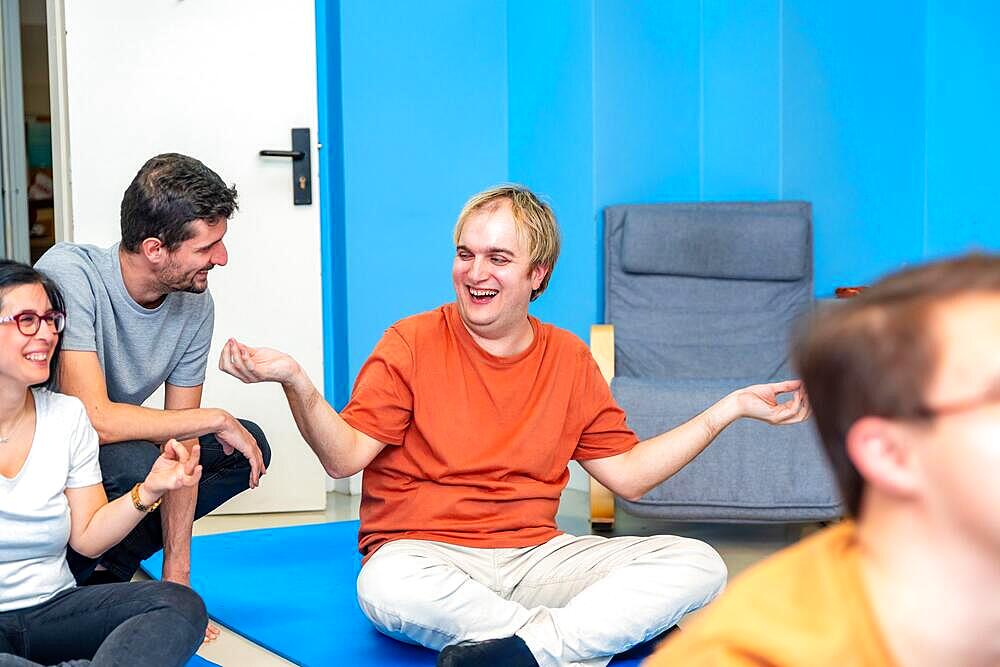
[{"xmin": 0, "ymin": 260, "xmax": 65, "ymax": 390}]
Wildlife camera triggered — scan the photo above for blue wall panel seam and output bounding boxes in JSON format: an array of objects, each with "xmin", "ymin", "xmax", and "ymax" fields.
[
  {"xmin": 922, "ymin": 0, "xmax": 929, "ymax": 257},
  {"xmin": 777, "ymin": 0, "xmax": 784, "ymax": 200},
  {"xmin": 591, "ymin": 0, "xmax": 601, "ymax": 324},
  {"xmin": 505, "ymin": 0, "xmax": 511, "ymax": 184},
  {"xmin": 698, "ymin": 0, "xmax": 705, "ymax": 201}
]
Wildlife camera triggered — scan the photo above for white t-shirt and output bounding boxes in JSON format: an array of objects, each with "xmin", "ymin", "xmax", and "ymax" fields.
[{"xmin": 0, "ymin": 389, "xmax": 101, "ymax": 611}]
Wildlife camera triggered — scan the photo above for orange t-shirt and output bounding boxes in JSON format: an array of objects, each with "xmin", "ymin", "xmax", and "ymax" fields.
[
  {"xmin": 644, "ymin": 521, "xmax": 897, "ymax": 667},
  {"xmin": 340, "ymin": 303, "xmax": 638, "ymax": 559}
]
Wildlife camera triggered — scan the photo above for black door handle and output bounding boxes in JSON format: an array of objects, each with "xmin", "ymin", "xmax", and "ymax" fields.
[
  {"xmin": 259, "ymin": 150, "xmax": 304, "ymax": 159},
  {"xmin": 259, "ymin": 128, "xmax": 311, "ymax": 205}
]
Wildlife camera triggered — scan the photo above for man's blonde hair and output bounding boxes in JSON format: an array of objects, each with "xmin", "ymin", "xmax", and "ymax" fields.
[{"xmin": 453, "ymin": 185, "xmax": 561, "ymax": 301}]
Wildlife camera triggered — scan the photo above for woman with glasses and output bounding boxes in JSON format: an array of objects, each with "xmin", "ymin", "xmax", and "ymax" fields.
[{"xmin": 0, "ymin": 260, "xmax": 207, "ymax": 667}]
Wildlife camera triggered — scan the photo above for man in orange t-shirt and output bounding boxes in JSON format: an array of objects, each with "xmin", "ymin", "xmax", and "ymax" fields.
[
  {"xmin": 219, "ymin": 185, "xmax": 811, "ymax": 667},
  {"xmin": 646, "ymin": 254, "xmax": 1000, "ymax": 667}
]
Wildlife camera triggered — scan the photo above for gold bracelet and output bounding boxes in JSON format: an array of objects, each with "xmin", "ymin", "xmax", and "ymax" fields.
[{"xmin": 130, "ymin": 482, "xmax": 162, "ymax": 513}]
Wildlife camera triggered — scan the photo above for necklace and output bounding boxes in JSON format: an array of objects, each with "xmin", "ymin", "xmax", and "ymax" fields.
[{"xmin": 0, "ymin": 403, "xmax": 28, "ymax": 444}]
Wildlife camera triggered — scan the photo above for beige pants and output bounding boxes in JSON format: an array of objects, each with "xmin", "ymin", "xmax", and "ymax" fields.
[{"xmin": 356, "ymin": 532, "xmax": 727, "ymax": 667}]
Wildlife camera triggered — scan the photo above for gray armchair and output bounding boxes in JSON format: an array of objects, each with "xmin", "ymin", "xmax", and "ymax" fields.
[{"xmin": 589, "ymin": 202, "xmax": 842, "ymax": 526}]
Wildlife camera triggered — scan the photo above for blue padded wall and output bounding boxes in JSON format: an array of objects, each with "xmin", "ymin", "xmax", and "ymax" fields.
[
  {"xmin": 319, "ymin": 0, "xmax": 1000, "ymax": 394},
  {"xmin": 507, "ymin": 0, "xmax": 596, "ymax": 339},
  {"xmin": 925, "ymin": 0, "xmax": 1000, "ymax": 259},
  {"xmin": 338, "ymin": 1, "xmax": 508, "ymax": 383},
  {"xmin": 701, "ymin": 0, "xmax": 781, "ymax": 202},
  {"xmin": 593, "ymin": 1, "xmax": 702, "ymax": 208},
  {"xmin": 782, "ymin": 0, "xmax": 927, "ymax": 294}
]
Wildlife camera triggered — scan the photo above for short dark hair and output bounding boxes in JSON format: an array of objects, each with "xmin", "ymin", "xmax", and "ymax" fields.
[
  {"xmin": 0, "ymin": 260, "xmax": 65, "ymax": 390},
  {"xmin": 793, "ymin": 253, "xmax": 1000, "ymax": 517},
  {"xmin": 120, "ymin": 153, "xmax": 238, "ymax": 252}
]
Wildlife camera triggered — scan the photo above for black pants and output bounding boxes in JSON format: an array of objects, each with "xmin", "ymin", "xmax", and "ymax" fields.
[
  {"xmin": 0, "ymin": 581, "xmax": 206, "ymax": 667},
  {"xmin": 67, "ymin": 419, "xmax": 271, "ymax": 583}
]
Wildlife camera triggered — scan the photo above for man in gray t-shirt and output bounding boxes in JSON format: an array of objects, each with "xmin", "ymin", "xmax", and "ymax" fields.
[
  {"xmin": 40, "ymin": 242, "xmax": 215, "ymax": 406},
  {"xmin": 35, "ymin": 154, "xmax": 270, "ymax": 626}
]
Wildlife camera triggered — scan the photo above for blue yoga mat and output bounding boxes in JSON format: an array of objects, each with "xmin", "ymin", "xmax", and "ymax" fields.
[{"xmin": 145, "ymin": 521, "xmax": 657, "ymax": 666}]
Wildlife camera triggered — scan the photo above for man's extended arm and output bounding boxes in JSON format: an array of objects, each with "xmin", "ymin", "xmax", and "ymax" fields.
[
  {"xmin": 158, "ymin": 383, "xmax": 203, "ymax": 585},
  {"xmin": 218, "ymin": 339, "xmax": 387, "ymax": 477},
  {"xmin": 581, "ymin": 381, "xmax": 810, "ymax": 501},
  {"xmin": 59, "ymin": 350, "xmax": 265, "ymax": 485}
]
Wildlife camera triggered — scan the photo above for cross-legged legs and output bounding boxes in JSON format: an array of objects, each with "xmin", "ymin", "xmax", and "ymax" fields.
[{"xmin": 357, "ymin": 533, "xmax": 726, "ymax": 667}]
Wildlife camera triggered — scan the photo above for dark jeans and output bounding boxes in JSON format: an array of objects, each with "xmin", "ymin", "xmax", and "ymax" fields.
[
  {"xmin": 67, "ymin": 419, "xmax": 271, "ymax": 583},
  {"xmin": 0, "ymin": 581, "xmax": 206, "ymax": 667}
]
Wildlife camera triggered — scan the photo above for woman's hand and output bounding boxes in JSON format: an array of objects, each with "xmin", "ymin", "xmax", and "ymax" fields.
[{"xmin": 142, "ymin": 439, "xmax": 202, "ymax": 498}]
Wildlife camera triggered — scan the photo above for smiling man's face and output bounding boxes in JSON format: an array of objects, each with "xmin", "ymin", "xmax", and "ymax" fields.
[
  {"xmin": 452, "ymin": 199, "xmax": 546, "ymax": 343},
  {"xmin": 157, "ymin": 217, "xmax": 229, "ymax": 294}
]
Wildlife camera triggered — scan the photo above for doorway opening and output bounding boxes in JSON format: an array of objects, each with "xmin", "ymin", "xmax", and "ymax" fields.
[
  {"xmin": 0, "ymin": 0, "xmax": 59, "ymax": 263},
  {"xmin": 21, "ymin": 0, "xmax": 54, "ymax": 263}
]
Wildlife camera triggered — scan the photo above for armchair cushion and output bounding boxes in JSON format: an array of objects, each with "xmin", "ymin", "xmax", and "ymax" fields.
[
  {"xmin": 611, "ymin": 376, "xmax": 842, "ymax": 521},
  {"xmin": 604, "ymin": 201, "xmax": 814, "ymax": 382},
  {"xmin": 621, "ymin": 204, "xmax": 809, "ymax": 281}
]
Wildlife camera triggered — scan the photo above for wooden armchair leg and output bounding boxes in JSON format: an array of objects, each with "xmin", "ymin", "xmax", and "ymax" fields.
[
  {"xmin": 590, "ymin": 476, "xmax": 615, "ymax": 531},
  {"xmin": 588, "ymin": 323, "xmax": 617, "ymax": 531}
]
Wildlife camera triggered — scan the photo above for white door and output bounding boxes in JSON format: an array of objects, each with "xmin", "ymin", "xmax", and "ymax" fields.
[{"xmin": 57, "ymin": 1, "xmax": 327, "ymax": 512}]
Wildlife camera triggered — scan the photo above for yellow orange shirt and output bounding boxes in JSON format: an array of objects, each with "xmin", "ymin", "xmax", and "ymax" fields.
[{"xmin": 645, "ymin": 521, "xmax": 897, "ymax": 667}]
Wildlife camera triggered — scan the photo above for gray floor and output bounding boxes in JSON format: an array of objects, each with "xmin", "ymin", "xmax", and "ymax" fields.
[{"xmin": 162, "ymin": 489, "xmax": 810, "ymax": 666}]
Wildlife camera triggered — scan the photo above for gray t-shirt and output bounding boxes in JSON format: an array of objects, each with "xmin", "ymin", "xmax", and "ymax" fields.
[{"xmin": 35, "ymin": 242, "xmax": 214, "ymax": 405}]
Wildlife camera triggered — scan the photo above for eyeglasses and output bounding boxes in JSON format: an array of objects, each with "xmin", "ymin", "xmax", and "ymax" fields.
[
  {"xmin": 0, "ymin": 310, "xmax": 66, "ymax": 336},
  {"xmin": 915, "ymin": 385, "xmax": 1000, "ymax": 419}
]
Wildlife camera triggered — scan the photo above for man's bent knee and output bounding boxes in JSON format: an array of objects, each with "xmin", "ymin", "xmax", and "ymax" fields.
[
  {"xmin": 356, "ymin": 548, "xmax": 466, "ymax": 650},
  {"xmin": 679, "ymin": 537, "xmax": 728, "ymax": 599},
  {"xmin": 356, "ymin": 550, "xmax": 405, "ymax": 614},
  {"xmin": 356, "ymin": 545, "xmax": 451, "ymax": 624},
  {"xmin": 634, "ymin": 534, "xmax": 728, "ymax": 604},
  {"xmin": 97, "ymin": 441, "xmax": 162, "ymax": 497},
  {"xmin": 238, "ymin": 419, "xmax": 271, "ymax": 470}
]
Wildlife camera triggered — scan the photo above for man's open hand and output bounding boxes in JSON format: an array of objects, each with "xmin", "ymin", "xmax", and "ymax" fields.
[
  {"xmin": 219, "ymin": 338, "xmax": 300, "ymax": 386},
  {"xmin": 733, "ymin": 380, "xmax": 811, "ymax": 425}
]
